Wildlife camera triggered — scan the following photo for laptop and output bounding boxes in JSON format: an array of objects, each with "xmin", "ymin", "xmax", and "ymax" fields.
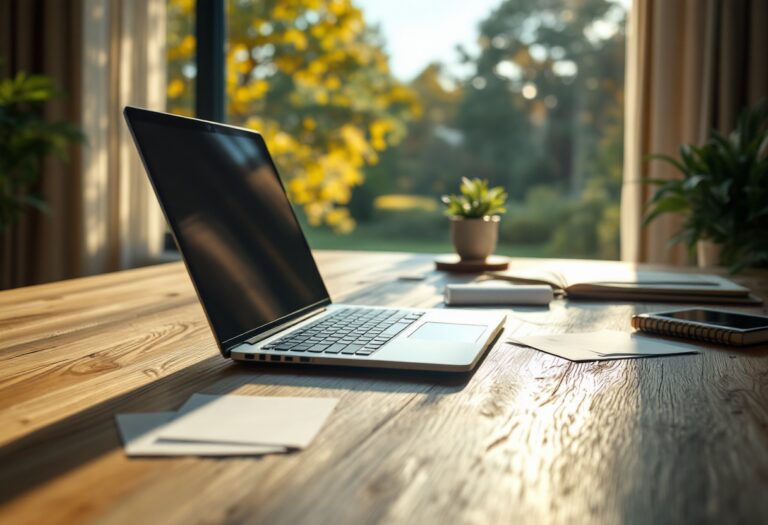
[{"xmin": 123, "ymin": 107, "xmax": 506, "ymax": 372}]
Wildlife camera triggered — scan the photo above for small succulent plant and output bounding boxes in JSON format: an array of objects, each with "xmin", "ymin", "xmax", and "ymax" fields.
[{"xmin": 441, "ymin": 177, "xmax": 508, "ymax": 218}]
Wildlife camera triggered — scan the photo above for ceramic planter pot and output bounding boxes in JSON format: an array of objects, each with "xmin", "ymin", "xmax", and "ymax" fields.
[
  {"xmin": 450, "ymin": 216, "xmax": 500, "ymax": 260},
  {"xmin": 697, "ymin": 239, "xmax": 722, "ymax": 268}
]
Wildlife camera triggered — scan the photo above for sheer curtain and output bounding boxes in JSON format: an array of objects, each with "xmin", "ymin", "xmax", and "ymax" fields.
[
  {"xmin": 0, "ymin": 0, "xmax": 166, "ymax": 289},
  {"xmin": 81, "ymin": 0, "xmax": 166, "ymax": 274},
  {"xmin": 621, "ymin": 0, "xmax": 768, "ymax": 265}
]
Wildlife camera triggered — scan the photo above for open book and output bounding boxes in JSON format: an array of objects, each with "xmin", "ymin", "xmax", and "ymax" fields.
[{"xmin": 488, "ymin": 264, "xmax": 761, "ymax": 304}]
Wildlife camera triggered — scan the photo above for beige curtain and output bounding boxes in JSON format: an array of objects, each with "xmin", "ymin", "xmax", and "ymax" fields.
[
  {"xmin": 0, "ymin": 0, "xmax": 166, "ymax": 289},
  {"xmin": 81, "ymin": 0, "xmax": 166, "ymax": 274},
  {"xmin": 621, "ymin": 0, "xmax": 768, "ymax": 265}
]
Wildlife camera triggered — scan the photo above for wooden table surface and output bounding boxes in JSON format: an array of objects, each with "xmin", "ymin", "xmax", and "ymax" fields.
[{"xmin": 1, "ymin": 251, "xmax": 768, "ymax": 525}]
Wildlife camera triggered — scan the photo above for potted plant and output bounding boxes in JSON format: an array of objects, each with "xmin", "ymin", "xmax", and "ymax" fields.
[
  {"xmin": 441, "ymin": 177, "xmax": 508, "ymax": 260},
  {"xmin": 644, "ymin": 102, "xmax": 768, "ymax": 271},
  {"xmin": 0, "ymin": 67, "xmax": 82, "ymax": 232}
]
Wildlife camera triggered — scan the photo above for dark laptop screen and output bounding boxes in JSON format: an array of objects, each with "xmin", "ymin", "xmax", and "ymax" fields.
[{"xmin": 124, "ymin": 108, "xmax": 330, "ymax": 349}]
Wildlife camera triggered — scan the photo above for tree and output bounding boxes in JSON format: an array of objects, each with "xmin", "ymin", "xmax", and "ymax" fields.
[
  {"xmin": 365, "ymin": 63, "xmax": 472, "ymax": 202},
  {"xmin": 166, "ymin": 0, "xmax": 421, "ymax": 232},
  {"xmin": 456, "ymin": 0, "xmax": 626, "ymax": 200}
]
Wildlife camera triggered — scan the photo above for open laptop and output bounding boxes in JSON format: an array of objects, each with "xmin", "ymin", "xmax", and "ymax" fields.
[{"xmin": 123, "ymin": 107, "xmax": 506, "ymax": 372}]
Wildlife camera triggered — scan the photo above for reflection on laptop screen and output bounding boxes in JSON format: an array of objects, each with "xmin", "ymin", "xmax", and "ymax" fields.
[{"xmin": 126, "ymin": 109, "xmax": 329, "ymax": 347}]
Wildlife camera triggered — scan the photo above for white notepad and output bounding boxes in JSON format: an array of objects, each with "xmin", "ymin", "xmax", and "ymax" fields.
[
  {"xmin": 116, "ymin": 412, "xmax": 284, "ymax": 457},
  {"xmin": 155, "ymin": 394, "xmax": 339, "ymax": 448}
]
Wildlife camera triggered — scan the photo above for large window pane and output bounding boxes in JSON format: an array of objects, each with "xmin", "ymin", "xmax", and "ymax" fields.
[
  {"xmin": 166, "ymin": 0, "xmax": 196, "ymax": 117},
  {"xmin": 168, "ymin": 0, "xmax": 628, "ymax": 259}
]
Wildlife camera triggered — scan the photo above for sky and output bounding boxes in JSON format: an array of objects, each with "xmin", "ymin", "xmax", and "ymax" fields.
[
  {"xmin": 354, "ymin": 0, "xmax": 632, "ymax": 82},
  {"xmin": 354, "ymin": 0, "xmax": 503, "ymax": 82}
]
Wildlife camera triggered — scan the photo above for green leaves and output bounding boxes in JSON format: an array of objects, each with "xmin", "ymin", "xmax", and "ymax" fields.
[
  {"xmin": 0, "ymin": 67, "xmax": 83, "ymax": 232},
  {"xmin": 643, "ymin": 100, "xmax": 768, "ymax": 271},
  {"xmin": 0, "ymin": 73, "xmax": 59, "ymax": 104},
  {"xmin": 441, "ymin": 177, "xmax": 508, "ymax": 218}
]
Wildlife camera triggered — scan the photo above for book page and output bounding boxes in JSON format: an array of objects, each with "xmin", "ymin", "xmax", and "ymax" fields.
[
  {"xmin": 565, "ymin": 270, "xmax": 747, "ymax": 295},
  {"xmin": 487, "ymin": 268, "xmax": 567, "ymax": 289}
]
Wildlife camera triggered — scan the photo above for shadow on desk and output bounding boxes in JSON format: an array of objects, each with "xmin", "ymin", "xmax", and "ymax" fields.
[
  {"xmin": 0, "ymin": 252, "xmax": 489, "ymax": 506},
  {"xmin": 0, "ymin": 347, "xmax": 482, "ymax": 504}
]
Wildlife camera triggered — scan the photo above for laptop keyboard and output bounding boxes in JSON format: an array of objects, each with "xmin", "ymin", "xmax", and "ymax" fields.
[{"xmin": 262, "ymin": 307, "xmax": 425, "ymax": 357}]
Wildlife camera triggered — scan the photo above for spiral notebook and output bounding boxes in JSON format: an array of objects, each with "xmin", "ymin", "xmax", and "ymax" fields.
[{"xmin": 631, "ymin": 308, "xmax": 768, "ymax": 346}]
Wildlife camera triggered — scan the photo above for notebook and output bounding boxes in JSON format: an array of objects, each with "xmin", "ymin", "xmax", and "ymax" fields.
[
  {"xmin": 488, "ymin": 264, "xmax": 761, "ymax": 304},
  {"xmin": 632, "ymin": 308, "xmax": 768, "ymax": 346}
]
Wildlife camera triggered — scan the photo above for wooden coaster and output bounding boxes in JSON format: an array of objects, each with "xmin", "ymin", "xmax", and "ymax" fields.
[{"xmin": 434, "ymin": 254, "xmax": 510, "ymax": 273}]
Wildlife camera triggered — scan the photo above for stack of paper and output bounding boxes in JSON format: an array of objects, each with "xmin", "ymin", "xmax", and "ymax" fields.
[
  {"xmin": 510, "ymin": 330, "xmax": 700, "ymax": 362},
  {"xmin": 116, "ymin": 393, "xmax": 339, "ymax": 457}
]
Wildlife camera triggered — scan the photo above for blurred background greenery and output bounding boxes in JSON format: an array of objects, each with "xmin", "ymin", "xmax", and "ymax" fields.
[{"xmin": 166, "ymin": 0, "xmax": 626, "ymax": 259}]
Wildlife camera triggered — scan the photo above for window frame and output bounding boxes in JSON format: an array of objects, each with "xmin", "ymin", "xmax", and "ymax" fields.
[{"xmin": 194, "ymin": 0, "xmax": 226, "ymax": 122}]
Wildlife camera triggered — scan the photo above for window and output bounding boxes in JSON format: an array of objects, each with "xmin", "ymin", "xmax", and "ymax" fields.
[
  {"xmin": 167, "ymin": 0, "xmax": 628, "ymax": 259},
  {"xmin": 166, "ymin": 0, "xmax": 196, "ymax": 117}
]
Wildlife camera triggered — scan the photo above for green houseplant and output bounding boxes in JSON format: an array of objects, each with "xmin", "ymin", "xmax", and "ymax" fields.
[
  {"xmin": 644, "ymin": 102, "xmax": 768, "ymax": 271},
  {"xmin": 0, "ymin": 67, "xmax": 82, "ymax": 232},
  {"xmin": 442, "ymin": 177, "xmax": 508, "ymax": 260}
]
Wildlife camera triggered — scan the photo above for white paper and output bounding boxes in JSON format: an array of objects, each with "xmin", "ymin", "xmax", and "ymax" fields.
[
  {"xmin": 115, "ymin": 412, "xmax": 285, "ymax": 457},
  {"xmin": 511, "ymin": 330, "xmax": 700, "ymax": 362},
  {"xmin": 156, "ymin": 394, "xmax": 339, "ymax": 448},
  {"xmin": 445, "ymin": 281, "xmax": 553, "ymax": 306}
]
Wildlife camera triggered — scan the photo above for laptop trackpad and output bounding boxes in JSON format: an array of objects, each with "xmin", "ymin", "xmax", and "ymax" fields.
[{"xmin": 408, "ymin": 322, "xmax": 486, "ymax": 343}]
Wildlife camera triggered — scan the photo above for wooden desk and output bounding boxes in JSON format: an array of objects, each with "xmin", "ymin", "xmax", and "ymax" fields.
[{"xmin": 1, "ymin": 251, "xmax": 767, "ymax": 525}]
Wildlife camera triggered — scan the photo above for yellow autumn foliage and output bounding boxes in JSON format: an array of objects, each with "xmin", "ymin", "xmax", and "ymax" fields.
[{"xmin": 167, "ymin": 0, "xmax": 421, "ymax": 232}]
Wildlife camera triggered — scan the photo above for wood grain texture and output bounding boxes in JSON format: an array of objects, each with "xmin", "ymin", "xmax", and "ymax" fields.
[{"xmin": 0, "ymin": 251, "xmax": 767, "ymax": 525}]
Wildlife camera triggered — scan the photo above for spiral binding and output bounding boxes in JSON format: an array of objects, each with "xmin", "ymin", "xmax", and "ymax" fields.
[{"xmin": 631, "ymin": 316, "xmax": 738, "ymax": 345}]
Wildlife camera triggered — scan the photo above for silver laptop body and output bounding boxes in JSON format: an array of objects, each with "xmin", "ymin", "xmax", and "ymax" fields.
[{"xmin": 124, "ymin": 107, "xmax": 505, "ymax": 372}]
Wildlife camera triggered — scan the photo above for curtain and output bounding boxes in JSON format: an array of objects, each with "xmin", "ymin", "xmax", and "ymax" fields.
[
  {"xmin": 0, "ymin": 0, "xmax": 166, "ymax": 289},
  {"xmin": 621, "ymin": 0, "xmax": 768, "ymax": 265},
  {"xmin": 81, "ymin": 0, "xmax": 166, "ymax": 274},
  {"xmin": 0, "ymin": 0, "xmax": 84, "ymax": 289}
]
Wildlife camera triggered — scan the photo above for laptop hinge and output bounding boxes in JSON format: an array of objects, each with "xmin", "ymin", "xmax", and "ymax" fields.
[{"xmin": 238, "ymin": 307, "xmax": 328, "ymax": 347}]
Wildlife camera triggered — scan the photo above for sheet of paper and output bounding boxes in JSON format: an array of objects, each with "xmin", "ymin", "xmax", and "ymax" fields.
[
  {"xmin": 568, "ymin": 269, "xmax": 716, "ymax": 286},
  {"xmin": 511, "ymin": 330, "xmax": 700, "ymax": 362},
  {"xmin": 156, "ymin": 394, "xmax": 339, "ymax": 448},
  {"xmin": 115, "ymin": 412, "xmax": 285, "ymax": 457}
]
